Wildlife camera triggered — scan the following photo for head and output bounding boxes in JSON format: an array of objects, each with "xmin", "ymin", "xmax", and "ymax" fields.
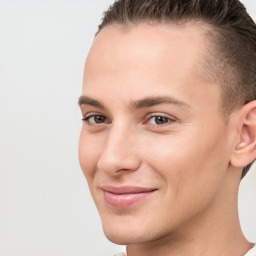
[
  {"xmin": 79, "ymin": 0, "xmax": 256, "ymax": 246},
  {"xmin": 98, "ymin": 0, "xmax": 256, "ymax": 178}
]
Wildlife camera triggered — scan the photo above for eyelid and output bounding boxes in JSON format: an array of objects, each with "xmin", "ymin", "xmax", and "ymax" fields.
[
  {"xmin": 145, "ymin": 112, "xmax": 176, "ymax": 120},
  {"xmin": 82, "ymin": 111, "xmax": 106, "ymax": 119}
]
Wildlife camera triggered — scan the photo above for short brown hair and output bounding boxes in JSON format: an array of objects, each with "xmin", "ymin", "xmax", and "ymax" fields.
[{"xmin": 96, "ymin": 0, "xmax": 256, "ymax": 178}]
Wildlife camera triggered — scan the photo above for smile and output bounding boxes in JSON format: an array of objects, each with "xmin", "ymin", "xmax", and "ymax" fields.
[{"xmin": 101, "ymin": 186, "xmax": 157, "ymax": 209}]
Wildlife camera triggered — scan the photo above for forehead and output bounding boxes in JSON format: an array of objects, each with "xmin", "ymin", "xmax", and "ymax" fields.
[
  {"xmin": 85, "ymin": 23, "xmax": 208, "ymax": 80},
  {"xmin": 82, "ymin": 23, "xmax": 222, "ymax": 113}
]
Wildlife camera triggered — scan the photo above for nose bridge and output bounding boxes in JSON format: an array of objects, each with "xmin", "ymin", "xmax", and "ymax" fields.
[
  {"xmin": 97, "ymin": 121, "xmax": 140, "ymax": 174},
  {"xmin": 110, "ymin": 121, "xmax": 135, "ymax": 153}
]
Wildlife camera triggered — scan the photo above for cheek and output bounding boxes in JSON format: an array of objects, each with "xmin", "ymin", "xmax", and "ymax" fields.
[
  {"xmin": 136, "ymin": 129, "xmax": 229, "ymax": 229},
  {"xmin": 141, "ymin": 127, "xmax": 229, "ymax": 197}
]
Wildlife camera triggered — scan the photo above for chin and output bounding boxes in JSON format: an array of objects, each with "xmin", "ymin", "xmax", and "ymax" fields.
[
  {"xmin": 101, "ymin": 213, "xmax": 172, "ymax": 246},
  {"xmin": 103, "ymin": 226, "xmax": 146, "ymax": 245},
  {"xmin": 101, "ymin": 215, "xmax": 151, "ymax": 245},
  {"xmin": 103, "ymin": 230, "xmax": 130, "ymax": 245}
]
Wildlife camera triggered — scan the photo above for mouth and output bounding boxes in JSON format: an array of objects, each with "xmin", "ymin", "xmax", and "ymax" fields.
[{"xmin": 101, "ymin": 186, "xmax": 158, "ymax": 209}]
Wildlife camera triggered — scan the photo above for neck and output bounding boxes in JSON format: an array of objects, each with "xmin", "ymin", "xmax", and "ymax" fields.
[{"xmin": 126, "ymin": 169, "xmax": 252, "ymax": 256}]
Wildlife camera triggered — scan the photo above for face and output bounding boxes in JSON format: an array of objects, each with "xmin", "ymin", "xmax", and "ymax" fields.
[{"xmin": 79, "ymin": 24, "xmax": 236, "ymax": 245}]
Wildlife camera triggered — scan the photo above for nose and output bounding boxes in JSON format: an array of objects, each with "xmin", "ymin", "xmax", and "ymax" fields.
[{"xmin": 97, "ymin": 124, "xmax": 141, "ymax": 176}]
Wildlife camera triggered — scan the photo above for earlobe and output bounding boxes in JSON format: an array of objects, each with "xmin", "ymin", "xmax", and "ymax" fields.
[{"xmin": 230, "ymin": 100, "xmax": 256, "ymax": 168}]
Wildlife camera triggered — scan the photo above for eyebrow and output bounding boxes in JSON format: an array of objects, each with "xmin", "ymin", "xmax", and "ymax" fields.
[
  {"xmin": 78, "ymin": 95, "xmax": 105, "ymax": 109},
  {"xmin": 78, "ymin": 95, "xmax": 190, "ymax": 109},
  {"xmin": 130, "ymin": 96, "xmax": 190, "ymax": 109}
]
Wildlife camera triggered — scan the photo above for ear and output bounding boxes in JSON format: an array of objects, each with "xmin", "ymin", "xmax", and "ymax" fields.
[{"xmin": 230, "ymin": 100, "xmax": 256, "ymax": 168}]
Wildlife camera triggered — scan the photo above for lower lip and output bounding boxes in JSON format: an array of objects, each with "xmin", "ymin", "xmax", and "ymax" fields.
[{"xmin": 103, "ymin": 190, "xmax": 156, "ymax": 209}]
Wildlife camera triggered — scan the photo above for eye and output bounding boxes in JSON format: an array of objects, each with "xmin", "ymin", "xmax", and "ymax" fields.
[
  {"xmin": 147, "ymin": 115, "xmax": 173, "ymax": 125},
  {"xmin": 83, "ymin": 115, "xmax": 108, "ymax": 124}
]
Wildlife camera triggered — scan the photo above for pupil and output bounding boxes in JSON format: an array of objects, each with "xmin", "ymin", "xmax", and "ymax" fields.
[
  {"xmin": 155, "ymin": 116, "xmax": 167, "ymax": 124},
  {"xmin": 95, "ymin": 115, "xmax": 105, "ymax": 123}
]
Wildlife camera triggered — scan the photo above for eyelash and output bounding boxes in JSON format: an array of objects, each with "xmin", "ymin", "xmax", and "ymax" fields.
[
  {"xmin": 146, "ymin": 115, "xmax": 175, "ymax": 126},
  {"xmin": 82, "ymin": 114, "xmax": 109, "ymax": 125},
  {"xmin": 82, "ymin": 113, "xmax": 175, "ymax": 127}
]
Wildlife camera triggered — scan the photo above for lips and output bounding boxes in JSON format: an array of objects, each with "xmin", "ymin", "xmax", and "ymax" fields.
[{"xmin": 101, "ymin": 186, "xmax": 157, "ymax": 209}]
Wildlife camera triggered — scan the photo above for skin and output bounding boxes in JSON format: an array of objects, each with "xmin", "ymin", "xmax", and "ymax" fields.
[{"xmin": 79, "ymin": 24, "xmax": 255, "ymax": 256}]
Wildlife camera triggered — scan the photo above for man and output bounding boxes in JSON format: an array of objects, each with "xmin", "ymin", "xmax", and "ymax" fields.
[{"xmin": 78, "ymin": 0, "xmax": 256, "ymax": 255}]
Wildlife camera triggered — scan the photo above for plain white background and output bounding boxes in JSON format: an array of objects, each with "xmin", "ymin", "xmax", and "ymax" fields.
[{"xmin": 0, "ymin": 1, "xmax": 255, "ymax": 255}]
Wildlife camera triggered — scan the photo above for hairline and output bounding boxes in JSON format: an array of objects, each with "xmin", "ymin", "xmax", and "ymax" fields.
[{"xmin": 96, "ymin": 20, "xmax": 241, "ymax": 121}]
